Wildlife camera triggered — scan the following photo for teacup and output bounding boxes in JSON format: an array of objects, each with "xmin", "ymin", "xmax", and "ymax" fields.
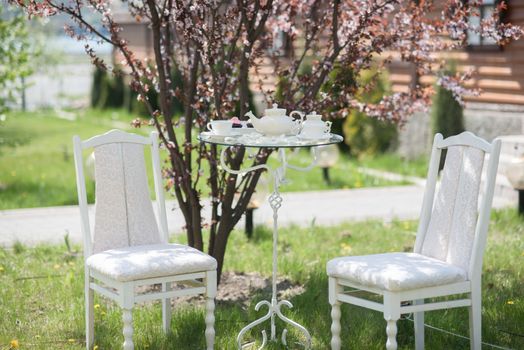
[
  {"xmin": 300, "ymin": 120, "xmax": 332, "ymax": 139},
  {"xmin": 207, "ymin": 120, "xmax": 233, "ymax": 135}
]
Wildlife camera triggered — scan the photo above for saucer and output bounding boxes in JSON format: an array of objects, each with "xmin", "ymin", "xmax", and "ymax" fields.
[
  {"xmin": 202, "ymin": 130, "xmax": 241, "ymax": 137},
  {"xmin": 298, "ymin": 133, "xmax": 331, "ymax": 140}
]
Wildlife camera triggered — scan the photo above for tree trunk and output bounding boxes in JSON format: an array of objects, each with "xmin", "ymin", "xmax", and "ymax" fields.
[{"xmin": 212, "ymin": 220, "xmax": 234, "ymax": 283}]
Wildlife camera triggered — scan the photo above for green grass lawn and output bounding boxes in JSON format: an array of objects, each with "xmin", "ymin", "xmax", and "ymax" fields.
[
  {"xmin": 357, "ymin": 153, "xmax": 429, "ymax": 179},
  {"xmin": 0, "ymin": 109, "xmax": 419, "ymax": 210},
  {"xmin": 1, "ymin": 209, "xmax": 522, "ymax": 349},
  {"xmin": 0, "ymin": 109, "xmax": 142, "ymax": 210}
]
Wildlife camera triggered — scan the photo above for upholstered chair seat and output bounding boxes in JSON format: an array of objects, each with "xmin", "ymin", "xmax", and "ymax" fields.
[
  {"xmin": 86, "ymin": 243, "xmax": 217, "ymax": 282},
  {"xmin": 327, "ymin": 252, "xmax": 467, "ymax": 292}
]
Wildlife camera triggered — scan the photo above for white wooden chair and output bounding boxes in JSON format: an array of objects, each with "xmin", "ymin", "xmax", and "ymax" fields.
[
  {"xmin": 73, "ymin": 129, "xmax": 217, "ymax": 350},
  {"xmin": 326, "ymin": 132, "xmax": 501, "ymax": 350}
]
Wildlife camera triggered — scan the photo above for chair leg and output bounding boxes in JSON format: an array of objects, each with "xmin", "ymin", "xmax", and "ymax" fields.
[
  {"xmin": 330, "ymin": 302, "xmax": 342, "ymax": 350},
  {"xmin": 329, "ymin": 277, "xmax": 342, "ymax": 350},
  {"xmin": 85, "ymin": 271, "xmax": 94, "ymax": 349},
  {"xmin": 162, "ymin": 282, "xmax": 172, "ymax": 333},
  {"xmin": 384, "ymin": 293, "xmax": 400, "ymax": 350},
  {"xmin": 414, "ymin": 299, "xmax": 424, "ymax": 350},
  {"xmin": 386, "ymin": 319, "xmax": 399, "ymax": 350},
  {"xmin": 123, "ymin": 308, "xmax": 134, "ymax": 350},
  {"xmin": 205, "ymin": 270, "xmax": 217, "ymax": 350},
  {"xmin": 205, "ymin": 297, "xmax": 215, "ymax": 350},
  {"xmin": 469, "ymin": 287, "xmax": 482, "ymax": 350}
]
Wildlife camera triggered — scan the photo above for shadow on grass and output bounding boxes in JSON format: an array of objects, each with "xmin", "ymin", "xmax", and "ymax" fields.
[
  {"xmin": 86, "ymin": 272, "xmax": 502, "ymax": 349},
  {"xmin": 234, "ymin": 270, "xmax": 524, "ymax": 349},
  {"xmin": 0, "ymin": 124, "xmax": 31, "ymax": 152},
  {"xmin": 250, "ymin": 225, "xmax": 273, "ymax": 243}
]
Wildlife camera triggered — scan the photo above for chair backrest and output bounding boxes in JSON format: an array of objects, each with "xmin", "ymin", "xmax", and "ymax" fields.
[
  {"xmin": 414, "ymin": 132, "xmax": 501, "ymax": 282},
  {"xmin": 73, "ymin": 130, "xmax": 169, "ymax": 258}
]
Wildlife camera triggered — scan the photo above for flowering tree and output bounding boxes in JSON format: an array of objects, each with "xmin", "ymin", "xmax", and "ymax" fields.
[
  {"xmin": 0, "ymin": 5, "xmax": 36, "ymax": 118},
  {"xmin": 13, "ymin": 0, "xmax": 521, "ymax": 281}
]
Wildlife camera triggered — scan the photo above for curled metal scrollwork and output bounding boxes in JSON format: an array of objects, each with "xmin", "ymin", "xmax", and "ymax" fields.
[
  {"xmin": 236, "ymin": 301, "xmax": 272, "ymax": 349},
  {"xmin": 277, "ymin": 300, "xmax": 312, "ymax": 349}
]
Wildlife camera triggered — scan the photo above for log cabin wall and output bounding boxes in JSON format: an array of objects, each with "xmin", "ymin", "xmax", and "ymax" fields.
[{"xmin": 389, "ymin": 0, "xmax": 524, "ymax": 105}]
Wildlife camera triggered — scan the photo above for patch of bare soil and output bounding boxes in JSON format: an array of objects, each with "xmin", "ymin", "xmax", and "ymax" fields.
[
  {"xmin": 213, "ymin": 271, "xmax": 305, "ymax": 307},
  {"xmin": 137, "ymin": 272, "xmax": 304, "ymax": 308}
]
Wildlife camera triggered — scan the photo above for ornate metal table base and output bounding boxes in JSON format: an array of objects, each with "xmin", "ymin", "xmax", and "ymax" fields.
[
  {"xmin": 236, "ymin": 298, "xmax": 311, "ymax": 349},
  {"xmin": 219, "ymin": 147, "xmax": 314, "ymax": 349}
]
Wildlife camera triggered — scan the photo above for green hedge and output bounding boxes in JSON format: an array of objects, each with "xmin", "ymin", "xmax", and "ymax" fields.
[
  {"xmin": 431, "ymin": 66, "xmax": 465, "ymax": 169},
  {"xmin": 91, "ymin": 65, "xmax": 185, "ymax": 117},
  {"xmin": 322, "ymin": 66, "xmax": 397, "ymax": 157}
]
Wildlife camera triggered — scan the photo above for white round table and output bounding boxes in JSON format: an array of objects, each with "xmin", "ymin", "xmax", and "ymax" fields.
[{"xmin": 199, "ymin": 132, "xmax": 343, "ymax": 349}]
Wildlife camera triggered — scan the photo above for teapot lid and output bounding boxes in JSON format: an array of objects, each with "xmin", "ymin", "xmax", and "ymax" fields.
[
  {"xmin": 306, "ymin": 111, "xmax": 323, "ymax": 118},
  {"xmin": 265, "ymin": 103, "xmax": 287, "ymax": 116}
]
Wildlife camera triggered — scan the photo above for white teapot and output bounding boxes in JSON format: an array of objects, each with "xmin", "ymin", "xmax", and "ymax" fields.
[
  {"xmin": 245, "ymin": 104, "xmax": 304, "ymax": 136},
  {"xmin": 300, "ymin": 111, "xmax": 332, "ymax": 139}
]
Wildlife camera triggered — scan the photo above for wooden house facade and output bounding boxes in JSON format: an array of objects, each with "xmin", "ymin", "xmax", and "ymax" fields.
[
  {"xmin": 388, "ymin": 0, "xmax": 524, "ymax": 106},
  {"xmin": 115, "ymin": 2, "xmax": 524, "ymax": 106}
]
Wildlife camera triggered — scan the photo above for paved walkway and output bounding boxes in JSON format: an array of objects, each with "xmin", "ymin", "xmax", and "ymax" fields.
[{"xmin": 0, "ymin": 185, "xmax": 512, "ymax": 247}]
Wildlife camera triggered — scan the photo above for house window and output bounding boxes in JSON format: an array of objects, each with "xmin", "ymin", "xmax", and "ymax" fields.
[
  {"xmin": 466, "ymin": 0, "xmax": 504, "ymax": 50},
  {"xmin": 272, "ymin": 30, "xmax": 293, "ymax": 57}
]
